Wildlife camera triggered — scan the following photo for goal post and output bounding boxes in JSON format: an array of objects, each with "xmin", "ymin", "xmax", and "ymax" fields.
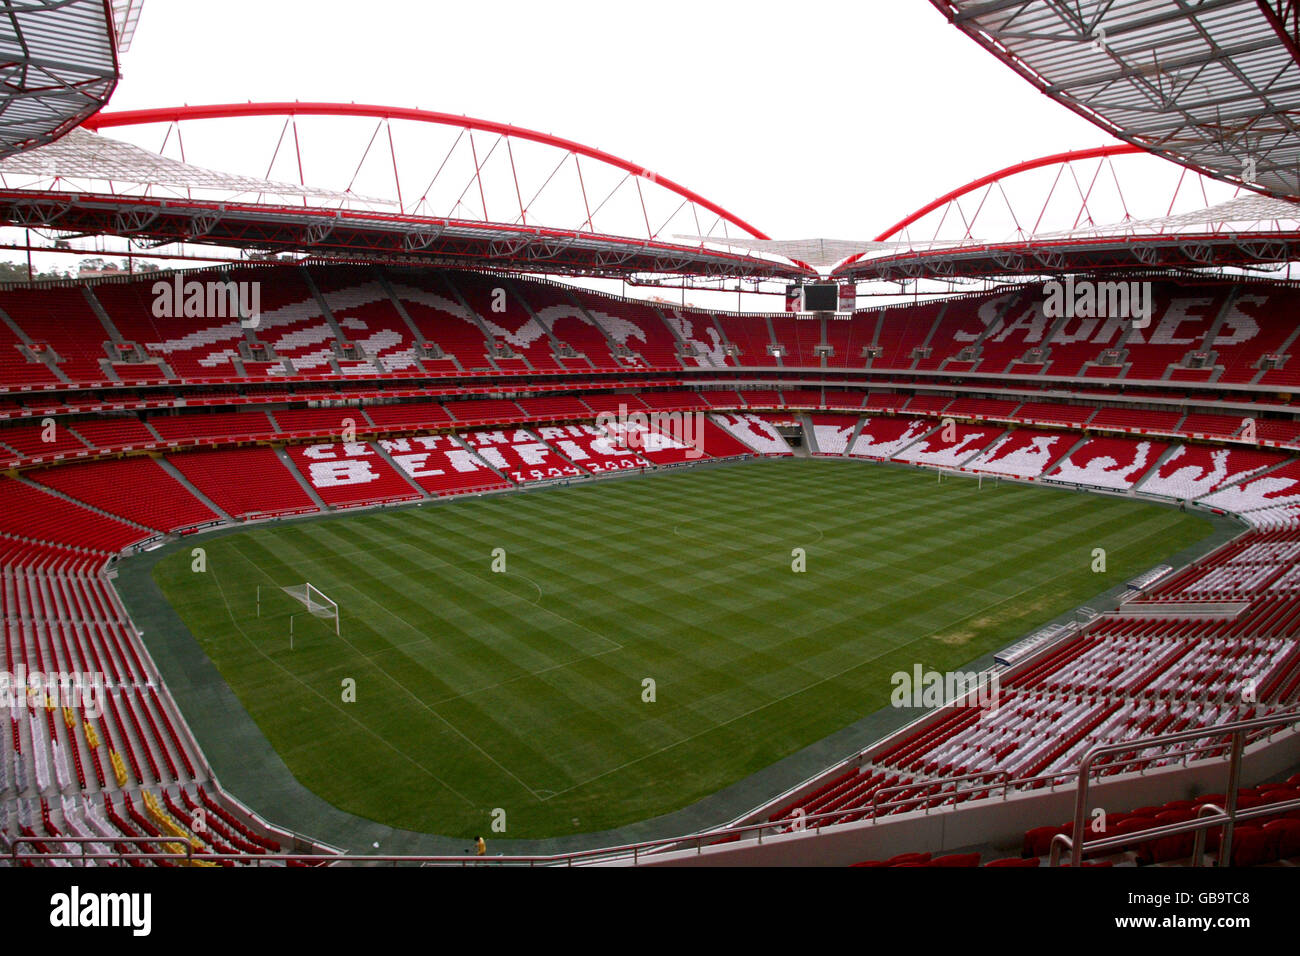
[{"xmin": 282, "ymin": 583, "xmax": 340, "ymax": 636}]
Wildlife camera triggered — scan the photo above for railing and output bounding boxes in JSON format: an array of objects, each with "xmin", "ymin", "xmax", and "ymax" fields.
[
  {"xmin": 11, "ymin": 708, "xmax": 1297, "ymax": 867},
  {"xmin": 863, "ymin": 710, "xmax": 1298, "ymax": 820},
  {"xmin": 1048, "ymin": 709, "xmax": 1300, "ymax": 868},
  {"xmin": 9, "ymin": 835, "xmax": 231, "ymax": 868},
  {"xmin": 869, "ymin": 768, "xmax": 1076, "ymax": 818},
  {"xmin": 7, "ymin": 831, "xmax": 340, "ymax": 869}
]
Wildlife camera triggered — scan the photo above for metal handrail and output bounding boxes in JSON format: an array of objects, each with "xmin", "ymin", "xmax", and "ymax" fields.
[
  {"xmin": 1062, "ymin": 709, "xmax": 1300, "ymax": 867},
  {"xmin": 1047, "ymin": 797, "xmax": 1300, "ymax": 867},
  {"xmin": 865, "ymin": 716, "xmax": 1294, "ymax": 819},
  {"xmin": 868, "ymin": 768, "xmax": 1070, "ymax": 817},
  {"xmin": 1191, "ymin": 803, "xmax": 1226, "ymax": 868},
  {"xmin": 12, "ymin": 710, "xmax": 1297, "ymax": 868},
  {"xmin": 1048, "ymin": 831, "xmax": 1073, "ymax": 867},
  {"xmin": 10, "ymin": 835, "xmax": 197, "ymax": 868}
]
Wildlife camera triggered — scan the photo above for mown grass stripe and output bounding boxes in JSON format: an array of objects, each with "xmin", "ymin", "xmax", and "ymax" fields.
[{"xmin": 153, "ymin": 458, "xmax": 1212, "ymax": 836}]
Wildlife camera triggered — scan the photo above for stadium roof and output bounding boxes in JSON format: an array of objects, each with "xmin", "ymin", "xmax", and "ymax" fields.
[
  {"xmin": 834, "ymin": 192, "xmax": 1300, "ymax": 283},
  {"xmin": 0, "ymin": 100, "xmax": 815, "ymax": 279},
  {"xmin": 0, "ymin": 185, "xmax": 814, "ymax": 278},
  {"xmin": 110, "ymin": 0, "xmax": 141, "ymax": 52},
  {"xmin": 829, "ymin": 142, "xmax": 1300, "ymax": 281},
  {"xmin": 684, "ymin": 144, "xmax": 1300, "ymax": 282},
  {"xmin": 0, "ymin": 127, "xmax": 379, "ymax": 202},
  {"xmin": 931, "ymin": 0, "xmax": 1300, "ymax": 200},
  {"xmin": 674, "ymin": 236, "xmax": 953, "ymax": 275},
  {"xmin": 0, "ymin": 0, "xmax": 121, "ymax": 159},
  {"xmin": 0, "ymin": 120, "xmax": 812, "ymax": 277},
  {"xmin": 10, "ymin": 5, "xmax": 1300, "ymax": 286},
  {"xmin": 831, "ymin": 227, "xmax": 1300, "ymax": 282}
]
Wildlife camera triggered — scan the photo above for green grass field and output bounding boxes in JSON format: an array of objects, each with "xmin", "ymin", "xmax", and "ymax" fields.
[{"xmin": 154, "ymin": 458, "xmax": 1212, "ymax": 839}]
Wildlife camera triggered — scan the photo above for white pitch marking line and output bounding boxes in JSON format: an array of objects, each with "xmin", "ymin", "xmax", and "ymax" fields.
[
  {"xmin": 227, "ymin": 538, "xmax": 579, "ymax": 801},
  {"xmin": 206, "ymin": 563, "xmax": 475, "ymax": 806}
]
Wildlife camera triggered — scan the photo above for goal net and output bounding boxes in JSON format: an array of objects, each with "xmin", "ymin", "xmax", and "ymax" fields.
[{"xmin": 282, "ymin": 583, "xmax": 340, "ymax": 635}]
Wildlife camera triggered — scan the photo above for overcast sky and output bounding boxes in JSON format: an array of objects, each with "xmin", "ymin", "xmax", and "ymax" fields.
[
  {"xmin": 104, "ymin": 0, "xmax": 1112, "ymax": 241},
  {"xmin": 16, "ymin": 1, "xmax": 1222, "ymax": 307}
]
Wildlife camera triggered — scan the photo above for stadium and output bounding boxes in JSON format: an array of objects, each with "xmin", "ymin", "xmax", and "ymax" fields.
[{"xmin": 1, "ymin": 0, "xmax": 1299, "ymax": 882}]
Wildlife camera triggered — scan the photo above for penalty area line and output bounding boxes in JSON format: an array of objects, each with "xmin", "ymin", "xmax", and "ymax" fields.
[
  {"xmin": 205, "ymin": 563, "xmax": 476, "ymax": 807},
  {"xmin": 225, "ymin": 540, "xmax": 547, "ymax": 802}
]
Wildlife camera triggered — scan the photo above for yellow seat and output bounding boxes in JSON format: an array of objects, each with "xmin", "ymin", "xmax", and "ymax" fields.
[{"xmin": 109, "ymin": 750, "xmax": 129, "ymax": 786}]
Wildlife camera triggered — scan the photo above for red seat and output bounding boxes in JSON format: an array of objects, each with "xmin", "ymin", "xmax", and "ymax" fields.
[
  {"xmin": 1258, "ymin": 789, "xmax": 1298, "ymax": 806},
  {"xmin": 1263, "ymin": 819, "xmax": 1300, "ymax": 859},
  {"xmin": 1230, "ymin": 826, "xmax": 1280, "ymax": 867},
  {"xmin": 1144, "ymin": 811, "xmax": 1196, "ymax": 864},
  {"xmin": 1236, "ymin": 793, "xmax": 1264, "ymax": 810},
  {"xmin": 1112, "ymin": 816, "xmax": 1157, "ymax": 836},
  {"xmin": 1023, "ymin": 825, "xmax": 1067, "ymax": 857},
  {"xmin": 1104, "ymin": 816, "xmax": 1159, "ymax": 858}
]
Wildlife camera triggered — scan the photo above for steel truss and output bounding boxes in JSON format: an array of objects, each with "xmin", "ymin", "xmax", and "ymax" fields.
[
  {"xmin": 0, "ymin": 100, "xmax": 813, "ymax": 279},
  {"xmin": 0, "ymin": 189, "xmax": 810, "ymax": 279},
  {"xmin": 835, "ymin": 142, "xmax": 1300, "ymax": 281},
  {"xmin": 933, "ymin": 0, "xmax": 1300, "ymax": 200},
  {"xmin": 0, "ymin": 0, "xmax": 119, "ymax": 159}
]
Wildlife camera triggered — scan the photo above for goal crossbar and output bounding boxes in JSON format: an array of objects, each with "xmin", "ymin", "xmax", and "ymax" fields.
[{"xmin": 282, "ymin": 583, "xmax": 340, "ymax": 635}]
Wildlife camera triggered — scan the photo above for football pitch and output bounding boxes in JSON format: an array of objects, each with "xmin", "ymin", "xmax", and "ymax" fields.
[{"xmin": 153, "ymin": 458, "xmax": 1213, "ymax": 839}]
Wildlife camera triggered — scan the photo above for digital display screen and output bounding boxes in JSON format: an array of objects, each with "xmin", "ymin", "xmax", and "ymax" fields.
[{"xmin": 802, "ymin": 284, "xmax": 839, "ymax": 312}]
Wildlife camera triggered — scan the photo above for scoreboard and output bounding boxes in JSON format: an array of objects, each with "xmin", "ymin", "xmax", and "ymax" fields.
[{"xmin": 786, "ymin": 283, "xmax": 854, "ymax": 313}]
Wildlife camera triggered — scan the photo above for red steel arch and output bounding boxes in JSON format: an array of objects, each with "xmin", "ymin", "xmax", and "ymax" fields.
[
  {"xmin": 82, "ymin": 101, "xmax": 772, "ymax": 241},
  {"xmin": 873, "ymin": 144, "xmax": 1144, "ymax": 243},
  {"xmin": 834, "ymin": 142, "xmax": 1299, "ymax": 282}
]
